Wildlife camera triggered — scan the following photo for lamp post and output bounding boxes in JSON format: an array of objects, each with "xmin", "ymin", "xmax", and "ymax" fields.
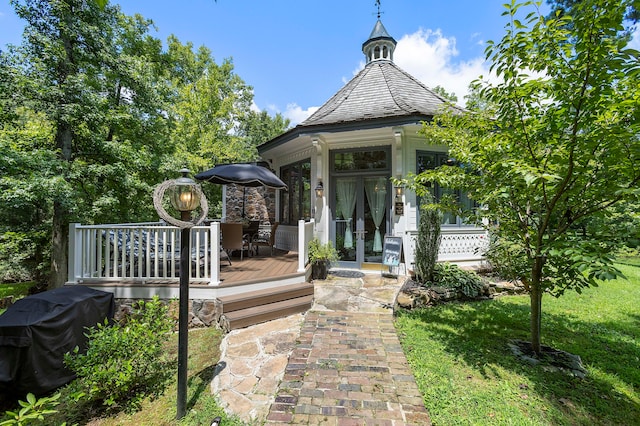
[{"xmin": 153, "ymin": 168, "xmax": 208, "ymax": 420}]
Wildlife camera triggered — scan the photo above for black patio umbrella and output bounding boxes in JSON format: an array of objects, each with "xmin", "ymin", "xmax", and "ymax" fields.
[{"xmin": 195, "ymin": 163, "xmax": 288, "ymax": 218}]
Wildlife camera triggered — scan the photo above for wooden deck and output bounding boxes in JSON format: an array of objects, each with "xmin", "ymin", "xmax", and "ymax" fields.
[
  {"xmin": 79, "ymin": 249, "xmax": 310, "ymax": 301},
  {"xmin": 216, "ymin": 249, "xmax": 302, "ymax": 287}
]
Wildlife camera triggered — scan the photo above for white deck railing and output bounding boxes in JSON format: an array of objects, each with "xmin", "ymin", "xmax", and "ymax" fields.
[
  {"xmin": 68, "ymin": 220, "xmax": 312, "ymax": 286},
  {"xmin": 403, "ymin": 227, "xmax": 488, "ymax": 269}
]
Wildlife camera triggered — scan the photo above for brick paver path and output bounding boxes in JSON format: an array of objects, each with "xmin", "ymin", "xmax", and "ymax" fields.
[{"xmin": 266, "ymin": 311, "xmax": 431, "ymax": 425}]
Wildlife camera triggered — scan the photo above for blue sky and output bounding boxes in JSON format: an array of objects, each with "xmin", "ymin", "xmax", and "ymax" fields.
[{"xmin": 2, "ymin": 1, "xmax": 636, "ymax": 126}]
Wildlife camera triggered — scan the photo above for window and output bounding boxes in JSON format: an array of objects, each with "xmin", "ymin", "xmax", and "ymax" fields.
[
  {"xmin": 280, "ymin": 160, "xmax": 311, "ymax": 225},
  {"xmin": 333, "ymin": 149, "xmax": 388, "ymax": 172},
  {"xmin": 416, "ymin": 151, "xmax": 476, "ymax": 227}
]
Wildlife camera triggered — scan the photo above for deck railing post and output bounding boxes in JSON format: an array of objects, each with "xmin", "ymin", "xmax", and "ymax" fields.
[
  {"xmin": 298, "ymin": 220, "xmax": 307, "ymax": 272},
  {"xmin": 68, "ymin": 223, "xmax": 80, "ymax": 284},
  {"xmin": 209, "ymin": 222, "xmax": 221, "ymax": 285}
]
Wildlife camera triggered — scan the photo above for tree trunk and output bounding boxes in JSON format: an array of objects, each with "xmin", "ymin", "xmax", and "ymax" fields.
[
  {"xmin": 50, "ymin": 200, "xmax": 69, "ymax": 288},
  {"xmin": 50, "ymin": 122, "xmax": 73, "ymax": 289},
  {"xmin": 530, "ymin": 256, "xmax": 544, "ymax": 355}
]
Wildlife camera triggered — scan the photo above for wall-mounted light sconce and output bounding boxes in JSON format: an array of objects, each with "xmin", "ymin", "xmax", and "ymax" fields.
[
  {"xmin": 394, "ymin": 177, "xmax": 404, "ymax": 216},
  {"xmin": 315, "ymin": 180, "xmax": 324, "ymax": 198}
]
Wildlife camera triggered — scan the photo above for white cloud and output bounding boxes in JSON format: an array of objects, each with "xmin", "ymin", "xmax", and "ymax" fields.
[
  {"xmin": 250, "ymin": 100, "xmax": 261, "ymax": 113},
  {"xmin": 283, "ymin": 103, "xmax": 318, "ymax": 127},
  {"xmin": 394, "ymin": 28, "xmax": 494, "ymax": 106}
]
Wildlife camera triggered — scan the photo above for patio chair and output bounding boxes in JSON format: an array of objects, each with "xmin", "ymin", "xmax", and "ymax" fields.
[
  {"xmin": 252, "ymin": 222, "xmax": 279, "ymax": 256},
  {"xmin": 219, "ymin": 247, "xmax": 232, "ymax": 266},
  {"xmin": 220, "ymin": 223, "xmax": 250, "ymax": 261}
]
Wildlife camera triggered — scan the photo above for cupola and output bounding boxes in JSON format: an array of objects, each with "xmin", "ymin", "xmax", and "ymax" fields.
[{"xmin": 362, "ymin": 19, "xmax": 396, "ymax": 63}]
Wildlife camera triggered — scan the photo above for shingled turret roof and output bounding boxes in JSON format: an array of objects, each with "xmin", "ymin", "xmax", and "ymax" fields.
[
  {"xmin": 300, "ymin": 19, "xmax": 453, "ymax": 127},
  {"xmin": 258, "ymin": 19, "xmax": 457, "ymax": 152},
  {"xmin": 300, "ymin": 60, "xmax": 451, "ymax": 127}
]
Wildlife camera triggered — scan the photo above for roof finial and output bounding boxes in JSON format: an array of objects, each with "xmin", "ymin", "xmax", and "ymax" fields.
[{"xmin": 375, "ymin": 0, "xmax": 383, "ymax": 20}]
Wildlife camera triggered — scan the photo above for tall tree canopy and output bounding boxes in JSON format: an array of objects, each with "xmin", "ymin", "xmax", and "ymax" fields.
[
  {"xmin": 412, "ymin": 0, "xmax": 640, "ymax": 354},
  {"xmin": 0, "ymin": 0, "xmax": 288, "ymax": 286}
]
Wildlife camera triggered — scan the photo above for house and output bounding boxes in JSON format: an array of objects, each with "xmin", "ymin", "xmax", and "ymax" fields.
[
  {"xmin": 66, "ymin": 17, "xmax": 486, "ymax": 330},
  {"xmin": 257, "ymin": 18, "xmax": 486, "ymax": 272}
]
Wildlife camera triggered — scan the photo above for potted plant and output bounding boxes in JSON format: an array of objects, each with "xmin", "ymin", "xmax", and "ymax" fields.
[{"xmin": 308, "ymin": 238, "xmax": 338, "ymax": 280}]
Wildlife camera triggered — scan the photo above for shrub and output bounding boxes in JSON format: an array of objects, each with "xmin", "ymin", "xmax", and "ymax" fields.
[
  {"xmin": 483, "ymin": 232, "xmax": 530, "ymax": 283},
  {"xmin": 64, "ymin": 296, "xmax": 176, "ymax": 414},
  {"xmin": 308, "ymin": 238, "xmax": 338, "ymax": 264},
  {"xmin": 432, "ymin": 262, "xmax": 485, "ymax": 298},
  {"xmin": 414, "ymin": 198, "xmax": 442, "ymax": 283}
]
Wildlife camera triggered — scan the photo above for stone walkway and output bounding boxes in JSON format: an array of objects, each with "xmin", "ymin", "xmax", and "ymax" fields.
[{"xmin": 211, "ymin": 271, "xmax": 431, "ymax": 425}]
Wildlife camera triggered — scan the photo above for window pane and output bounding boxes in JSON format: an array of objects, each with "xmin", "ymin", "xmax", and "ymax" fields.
[
  {"xmin": 416, "ymin": 150, "xmax": 476, "ymax": 227},
  {"xmin": 280, "ymin": 167, "xmax": 291, "ymax": 224},
  {"xmin": 279, "ymin": 159, "xmax": 311, "ymax": 225},
  {"xmin": 301, "ymin": 162, "xmax": 311, "ymax": 219},
  {"xmin": 334, "ymin": 150, "xmax": 388, "ymax": 171}
]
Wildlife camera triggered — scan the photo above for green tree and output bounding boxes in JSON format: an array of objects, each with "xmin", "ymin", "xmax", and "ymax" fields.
[
  {"xmin": 415, "ymin": 0, "xmax": 640, "ymax": 355},
  {"xmin": 163, "ymin": 37, "xmax": 284, "ymax": 215},
  {"xmin": 2, "ymin": 0, "xmax": 176, "ymax": 287},
  {"xmin": 1, "ymin": 1, "xmax": 288, "ymax": 284},
  {"xmin": 238, "ymin": 109, "xmax": 291, "ymax": 155},
  {"xmin": 431, "ymin": 85, "xmax": 458, "ymax": 103},
  {"xmin": 167, "ymin": 36, "xmax": 256, "ymax": 171}
]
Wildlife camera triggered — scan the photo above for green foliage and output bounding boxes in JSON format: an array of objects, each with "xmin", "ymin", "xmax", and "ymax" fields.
[
  {"xmin": 308, "ymin": 238, "xmax": 338, "ymax": 264},
  {"xmin": 63, "ymin": 297, "xmax": 176, "ymax": 415},
  {"xmin": 483, "ymin": 231, "xmax": 531, "ymax": 284},
  {"xmin": 431, "ymin": 262, "xmax": 485, "ymax": 298},
  {"xmin": 0, "ymin": 392, "xmax": 64, "ymax": 426},
  {"xmin": 414, "ymin": 197, "xmax": 442, "ymax": 283},
  {"xmin": 431, "ymin": 85, "xmax": 458, "ymax": 102},
  {"xmin": 417, "ymin": 0, "xmax": 640, "ymax": 352},
  {"xmin": 1, "ymin": 0, "xmax": 284, "ymax": 285},
  {"xmin": 0, "ymin": 281, "xmax": 33, "ymax": 299}
]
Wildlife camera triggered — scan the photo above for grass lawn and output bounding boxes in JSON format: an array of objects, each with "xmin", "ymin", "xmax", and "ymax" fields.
[
  {"xmin": 395, "ymin": 263, "xmax": 640, "ymax": 425},
  {"xmin": 0, "ymin": 281, "xmax": 33, "ymax": 315},
  {"xmin": 0, "ymin": 281, "xmax": 33, "ymax": 299}
]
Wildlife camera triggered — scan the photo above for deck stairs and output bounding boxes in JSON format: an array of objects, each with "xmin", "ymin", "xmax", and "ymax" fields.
[{"xmin": 218, "ymin": 282, "xmax": 314, "ymax": 331}]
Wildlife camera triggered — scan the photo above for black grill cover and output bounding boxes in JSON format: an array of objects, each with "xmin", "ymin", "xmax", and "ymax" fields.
[{"xmin": 0, "ymin": 286, "xmax": 115, "ymax": 395}]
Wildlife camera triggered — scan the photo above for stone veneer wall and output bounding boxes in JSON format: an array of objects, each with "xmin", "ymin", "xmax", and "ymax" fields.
[
  {"xmin": 113, "ymin": 298, "xmax": 223, "ymax": 329},
  {"xmin": 225, "ymin": 185, "xmax": 277, "ymax": 223}
]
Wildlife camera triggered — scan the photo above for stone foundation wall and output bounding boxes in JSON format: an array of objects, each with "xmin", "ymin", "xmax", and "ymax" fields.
[{"xmin": 114, "ymin": 298, "xmax": 223, "ymax": 329}]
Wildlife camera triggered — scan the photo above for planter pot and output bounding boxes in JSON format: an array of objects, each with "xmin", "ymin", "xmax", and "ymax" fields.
[{"xmin": 312, "ymin": 261, "xmax": 328, "ymax": 280}]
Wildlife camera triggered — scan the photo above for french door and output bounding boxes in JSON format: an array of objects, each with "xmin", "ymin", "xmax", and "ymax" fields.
[{"xmin": 332, "ymin": 174, "xmax": 390, "ymax": 269}]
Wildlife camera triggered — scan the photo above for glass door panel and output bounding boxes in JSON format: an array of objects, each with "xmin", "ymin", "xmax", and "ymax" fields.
[
  {"xmin": 363, "ymin": 177, "xmax": 387, "ymax": 263},
  {"xmin": 335, "ymin": 177, "xmax": 357, "ymax": 263},
  {"xmin": 333, "ymin": 175, "xmax": 389, "ymax": 267}
]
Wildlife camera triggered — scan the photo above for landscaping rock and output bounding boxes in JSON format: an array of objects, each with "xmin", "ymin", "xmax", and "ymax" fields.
[{"xmin": 508, "ymin": 339, "xmax": 588, "ymax": 378}]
